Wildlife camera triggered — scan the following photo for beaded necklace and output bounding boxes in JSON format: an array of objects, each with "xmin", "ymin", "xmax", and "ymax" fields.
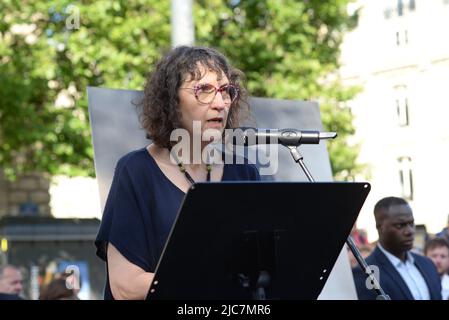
[{"xmin": 169, "ymin": 147, "xmax": 211, "ymax": 184}]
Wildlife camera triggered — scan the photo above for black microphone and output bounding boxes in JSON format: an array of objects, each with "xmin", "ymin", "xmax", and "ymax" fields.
[{"xmin": 230, "ymin": 127, "xmax": 337, "ymax": 146}]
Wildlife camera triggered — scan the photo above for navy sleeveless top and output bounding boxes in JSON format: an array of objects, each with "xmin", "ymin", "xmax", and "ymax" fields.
[{"xmin": 95, "ymin": 148, "xmax": 260, "ymax": 299}]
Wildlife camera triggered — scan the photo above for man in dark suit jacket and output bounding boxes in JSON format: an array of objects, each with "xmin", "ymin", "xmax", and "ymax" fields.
[
  {"xmin": 0, "ymin": 293, "xmax": 24, "ymax": 300},
  {"xmin": 353, "ymin": 197, "xmax": 442, "ymax": 300}
]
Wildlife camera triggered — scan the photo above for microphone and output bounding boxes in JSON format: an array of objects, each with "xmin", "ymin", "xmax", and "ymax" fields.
[{"xmin": 230, "ymin": 127, "xmax": 337, "ymax": 146}]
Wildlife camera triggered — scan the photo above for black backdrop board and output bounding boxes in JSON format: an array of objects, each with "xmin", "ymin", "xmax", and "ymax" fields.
[{"xmin": 147, "ymin": 182, "xmax": 370, "ymax": 300}]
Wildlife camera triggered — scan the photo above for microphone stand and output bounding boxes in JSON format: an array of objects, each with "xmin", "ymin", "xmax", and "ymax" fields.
[{"xmin": 286, "ymin": 144, "xmax": 390, "ymax": 300}]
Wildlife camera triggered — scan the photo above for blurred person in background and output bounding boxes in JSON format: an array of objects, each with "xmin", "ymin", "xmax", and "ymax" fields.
[
  {"xmin": 348, "ymin": 244, "xmax": 373, "ymax": 269},
  {"xmin": 424, "ymin": 237, "xmax": 449, "ymax": 300},
  {"xmin": 39, "ymin": 273, "xmax": 79, "ymax": 300},
  {"xmin": 351, "ymin": 224, "xmax": 369, "ymax": 247},
  {"xmin": 349, "ymin": 223, "xmax": 372, "ymax": 268},
  {"xmin": 0, "ymin": 264, "xmax": 24, "ymax": 300}
]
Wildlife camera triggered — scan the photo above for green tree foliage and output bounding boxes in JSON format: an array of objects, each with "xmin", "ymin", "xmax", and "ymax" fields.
[
  {"xmin": 0, "ymin": 0, "xmax": 359, "ymax": 180},
  {"xmin": 196, "ymin": 0, "xmax": 361, "ymax": 180},
  {"xmin": 0, "ymin": 0, "xmax": 171, "ymax": 179}
]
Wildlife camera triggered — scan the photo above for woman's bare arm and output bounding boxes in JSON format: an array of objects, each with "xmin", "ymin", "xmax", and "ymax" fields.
[{"xmin": 107, "ymin": 243, "xmax": 154, "ymax": 300}]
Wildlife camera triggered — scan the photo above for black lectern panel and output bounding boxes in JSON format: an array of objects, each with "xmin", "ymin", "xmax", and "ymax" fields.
[{"xmin": 147, "ymin": 182, "xmax": 370, "ymax": 300}]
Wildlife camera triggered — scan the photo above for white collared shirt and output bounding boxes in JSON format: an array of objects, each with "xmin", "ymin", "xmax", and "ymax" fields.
[
  {"xmin": 378, "ymin": 244, "xmax": 431, "ymax": 300},
  {"xmin": 441, "ymin": 274, "xmax": 449, "ymax": 300}
]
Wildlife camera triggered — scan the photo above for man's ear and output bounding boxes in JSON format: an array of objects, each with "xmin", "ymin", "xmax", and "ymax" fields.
[
  {"xmin": 374, "ymin": 210, "xmax": 387, "ymax": 232},
  {"xmin": 376, "ymin": 220, "xmax": 383, "ymax": 233}
]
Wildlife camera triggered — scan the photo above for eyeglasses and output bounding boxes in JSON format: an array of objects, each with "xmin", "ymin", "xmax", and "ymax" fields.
[{"xmin": 180, "ymin": 83, "xmax": 239, "ymax": 105}]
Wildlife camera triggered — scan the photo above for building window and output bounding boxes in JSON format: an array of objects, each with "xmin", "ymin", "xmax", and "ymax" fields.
[
  {"xmin": 385, "ymin": 0, "xmax": 416, "ymax": 19},
  {"xmin": 398, "ymin": 0, "xmax": 404, "ymax": 16},
  {"xmin": 395, "ymin": 29, "xmax": 409, "ymax": 46},
  {"xmin": 398, "ymin": 157, "xmax": 414, "ymax": 200},
  {"xmin": 396, "ymin": 97, "xmax": 409, "ymax": 126},
  {"xmin": 394, "ymin": 86, "xmax": 410, "ymax": 126}
]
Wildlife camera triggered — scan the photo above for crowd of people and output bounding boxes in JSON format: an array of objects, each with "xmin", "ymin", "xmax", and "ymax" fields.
[
  {"xmin": 1, "ymin": 197, "xmax": 448, "ymax": 300},
  {"xmin": 0, "ymin": 265, "xmax": 79, "ymax": 300}
]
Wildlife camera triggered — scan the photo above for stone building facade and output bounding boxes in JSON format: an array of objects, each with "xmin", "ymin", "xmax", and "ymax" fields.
[{"xmin": 0, "ymin": 171, "xmax": 51, "ymax": 218}]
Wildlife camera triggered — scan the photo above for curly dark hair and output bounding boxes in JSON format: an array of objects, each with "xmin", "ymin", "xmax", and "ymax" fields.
[{"xmin": 138, "ymin": 46, "xmax": 249, "ymax": 148}]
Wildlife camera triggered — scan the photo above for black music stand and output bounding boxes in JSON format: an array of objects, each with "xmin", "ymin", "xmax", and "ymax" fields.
[{"xmin": 146, "ymin": 181, "xmax": 370, "ymax": 300}]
